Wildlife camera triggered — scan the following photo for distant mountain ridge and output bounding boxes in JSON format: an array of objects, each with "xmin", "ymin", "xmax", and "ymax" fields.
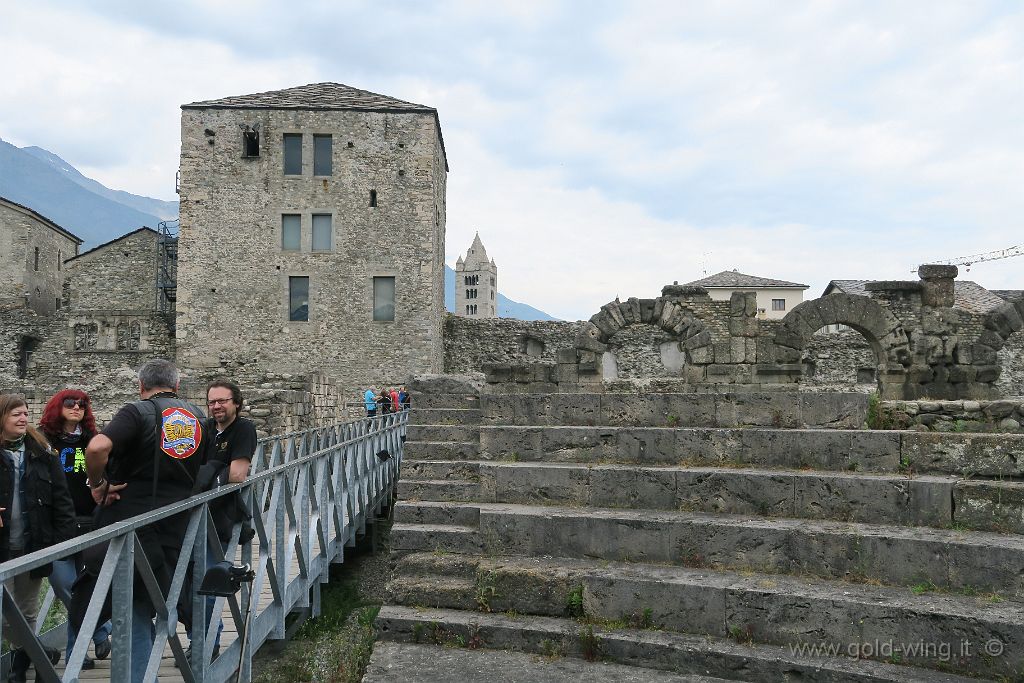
[
  {"xmin": 0, "ymin": 137, "xmax": 557, "ymax": 320},
  {"xmin": 0, "ymin": 137, "xmax": 172, "ymax": 247}
]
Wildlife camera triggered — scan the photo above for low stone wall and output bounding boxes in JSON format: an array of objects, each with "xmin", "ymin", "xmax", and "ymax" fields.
[
  {"xmin": 877, "ymin": 399, "xmax": 1024, "ymax": 434},
  {"xmin": 443, "ymin": 315, "xmax": 584, "ymax": 373}
]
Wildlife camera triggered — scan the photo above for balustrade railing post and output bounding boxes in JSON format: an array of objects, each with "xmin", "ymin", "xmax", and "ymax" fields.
[{"xmin": 110, "ymin": 534, "xmax": 135, "ymax": 683}]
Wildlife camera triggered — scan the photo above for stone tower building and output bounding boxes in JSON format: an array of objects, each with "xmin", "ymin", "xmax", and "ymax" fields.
[
  {"xmin": 454, "ymin": 232, "xmax": 497, "ymax": 318},
  {"xmin": 175, "ymin": 83, "xmax": 448, "ymax": 396}
]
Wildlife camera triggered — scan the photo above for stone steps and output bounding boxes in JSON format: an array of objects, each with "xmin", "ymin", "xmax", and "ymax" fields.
[
  {"xmin": 393, "ymin": 461, "xmax": 1024, "ymax": 532},
  {"xmin": 403, "ymin": 440, "xmax": 480, "ymax": 460},
  {"xmin": 375, "ymin": 606, "xmax": 985, "ymax": 682},
  {"xmin": 386, "ymin": 553, "xmax": 1023, "ymax": 678},
  {"xmin": 480, "ymin": 392, "xmax": 868, "ymax": 429},
  {"xmin": 400, "ymin": 460, "xmax": 481, "ymax": 481},
  {"xmin": 479, "ymin": 426, "xmax": 1024, "ymax": 476},
  {"xmin": 392, "ymin": 502, "xmax": 1024, "ymax": 596},
  {"xmin": 406, "ymin": 424, "xmax": 480, "ymax": 442},
  {"xmin": 399, "ymin": 479, "xmax": 479, "ymax": 502},
  {"xmin": 410, "ymin": 407, "xmax": 482, "ymax": 425},
  {"xmin": 409, "ymin": 393, "xmax": 480, "ymax": 410},
  {"xmin": 363, "ymin": 641, "xmax": 742, "ymax": 683}
]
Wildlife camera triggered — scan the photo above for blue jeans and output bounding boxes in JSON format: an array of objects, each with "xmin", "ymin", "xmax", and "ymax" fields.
[
  {"xmin": 49, "ymin": 557, "xmax": 112, "ymax": 661},
  {"xmin": 131, "ymin": 600, "xmax": 155, "ymax": 683}
]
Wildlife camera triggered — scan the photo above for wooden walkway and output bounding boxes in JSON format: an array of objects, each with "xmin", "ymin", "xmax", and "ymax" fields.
[{"xmin": 37, "ymin": 539, "xmax": 297, "ymax": 682}]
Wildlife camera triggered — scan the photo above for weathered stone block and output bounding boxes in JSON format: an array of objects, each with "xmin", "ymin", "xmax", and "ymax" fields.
[
  {"xmin": 638, "ymin": 298, "xmax": 656, "ymax": 324},
  {"xmin": 730, "ymin": 337, "xmax": 747, "ymax": 363},
  {"xmin": 713, "ymin": 342, "xmax": 732, "ymax": 364},
  {"xmin": 687, "ymin": 345, "xmax": 713, "ymax": 365},
  {"xmin": 971, "ymin": 343, "xmax": 997, "ymax": 365},
  {"xmin": 774, "ymin": 345, "xmax": 802, "ymax": 363},
  {"xmin": 975, "ymin": 365, "xmax": 1000, "ymax": 383},
  {"xmin": 555, "ymin": 348, "xmax": 578, "ymax": 364}
]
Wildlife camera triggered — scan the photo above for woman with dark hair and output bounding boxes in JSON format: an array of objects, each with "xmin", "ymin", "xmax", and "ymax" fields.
[
  {"xmin": 38, "ymin": 389, "xmax": 112, "ymax": 670},
  {"xmin": 0, "ymin": 393, "xmax": 75, "ymax": 682}
]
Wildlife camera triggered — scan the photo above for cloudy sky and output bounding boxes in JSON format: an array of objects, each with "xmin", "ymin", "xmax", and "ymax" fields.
[{"xmin": 2, "ymin": 1, "xmax": 1022, "ymax": 320}]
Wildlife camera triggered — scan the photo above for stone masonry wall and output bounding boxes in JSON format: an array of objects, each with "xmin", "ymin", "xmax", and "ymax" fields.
[
  {"xmin": 996, "ymin": 333, "xmax": 1024, "ymax": 397},
  {"xmin": 0, "ymin": 200, "xmax": 80, "ymax": 314},
  {"xmin": 443, "ymin": 315, "xmax": 585, "ymax": 373},
  {"xmin": 803, "ymin": 330, "xmax": 877, "ymax": 392},
  {"xmin": 878, "ymin": 398, "xmax": 1024, "ymax": 434},
  {"xmin": 66, "ymin": 228, "xmax": 159, "ymax": 311},
  {"xmin": 176, "ymin": 106, "xmax": 446, "ymax": 404}
]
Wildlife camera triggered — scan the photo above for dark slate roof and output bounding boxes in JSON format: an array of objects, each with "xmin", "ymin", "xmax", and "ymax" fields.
[
  {"xmin": 683, "ymin": 270, "xmax": 808, "ymax": 289},
  {"xmin": 66, "ymin": 226, "xmax": 158, "ymax": 262},
  {"xmin": 825, "ymin": 279, "xmax": 1006, "ymax": 314},
  {"xmin": 0, "ymin": 195, "xmax": 83, "ymax": 244},
  {"xmin": 182, "ymin": 82, "xmax": 448, "ymax": 171},
  {"xmin": 182, "ymin": 82, "xmax": 434, "ymax": 113},
  {"xmin": 993, "ymin": 289, "xmax": 1024, "ymax": 302}
]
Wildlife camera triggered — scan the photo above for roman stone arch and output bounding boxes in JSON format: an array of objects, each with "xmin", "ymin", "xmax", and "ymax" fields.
[
  {"xmin": 774, "ymin": 293, "xmax": 911, "ymax": 371},
  {"xmin": 575, "ymin": 296, "xmax": 714, "ymax": 364},
  {"xmin": 975, "ymin": 299, "xmax": 1024, "ymax": 371}
]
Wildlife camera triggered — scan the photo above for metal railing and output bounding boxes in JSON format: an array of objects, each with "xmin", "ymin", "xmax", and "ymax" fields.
[{"xmin": 0, "ymin": 410, "xmax": 407, "ymax": 682}]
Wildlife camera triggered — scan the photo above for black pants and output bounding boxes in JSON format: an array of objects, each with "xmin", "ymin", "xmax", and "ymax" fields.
[{"xmin": 69, "ymin": 496, "xmax": 190, "ymax": 638}]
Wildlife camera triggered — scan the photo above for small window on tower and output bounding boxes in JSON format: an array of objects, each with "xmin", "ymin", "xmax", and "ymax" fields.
[
  {"xmin": 283, "ymin": 134, "xmax": 302, "ymax": 175},
  {"xmin": 369, "ymin": 189, "xmax": 377, "ymax": 207},
  {"xmin": 34, "ymin": 247, "xmax": 39, "ymax": 271},
  {"xmin": 313, "ymin": 134, "xmax": 332, "ymax": 176},
  {"xmin": 243, "ymin": 129, "xmax": 260, "ymax": 157}
]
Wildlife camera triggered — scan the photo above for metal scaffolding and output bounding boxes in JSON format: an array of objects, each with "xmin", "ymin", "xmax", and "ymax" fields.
[{"xmin": 156, "ymin": 219, "xmax": 179, "ymax": 326}]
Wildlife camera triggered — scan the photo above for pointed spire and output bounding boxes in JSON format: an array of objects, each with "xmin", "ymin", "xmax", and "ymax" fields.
[{"xmin": 463, "ymin": 232, "xmax": 490, "ymax": 265}]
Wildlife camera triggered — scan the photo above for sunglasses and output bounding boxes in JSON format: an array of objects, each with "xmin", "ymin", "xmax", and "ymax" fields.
[{"xmin": 62, "ymin": 398, "xmax": 88, "ymax": 409}]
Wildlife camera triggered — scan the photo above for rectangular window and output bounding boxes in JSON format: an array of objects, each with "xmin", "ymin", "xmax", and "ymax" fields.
[
  {"xmin": 283, "ymin": 134, "xmax": 302, "ymax": 175},
  {"xmin": 243, "ymin": 129, "xmax": 260, "ymax": 157},
  {"xmin": 373, "ymin": 276, "xmax": 395, "ymax": 322},
  {"xmin": 34, "ymin": 247, "xmax": 39, "ymax": 271},
  {"xmin": 369, "ymin": 189, "xmax": 377, "ymax": 207},
  {"xmin": 772, "ymin": 298, "xmax": 786, "ymax": 311},
  {"xmin": 313, "ymin": 134, "xmax": 332, "ymax": 176},
  {"xmin": 289, "ymin": 276, "xmax": 309, "ymax": 321},
  {"xmin": 311, "ymin": 214, "xmax": 332, "ymax": 251},
  {"xmin": 282, "ymin": 214, "xmax": 301, "ymax": 251}
]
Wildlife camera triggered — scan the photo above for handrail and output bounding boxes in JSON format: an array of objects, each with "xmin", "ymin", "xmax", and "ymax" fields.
[{"xmin": 0, "ymin": 411, "xmax": 407, "ymax": 682}]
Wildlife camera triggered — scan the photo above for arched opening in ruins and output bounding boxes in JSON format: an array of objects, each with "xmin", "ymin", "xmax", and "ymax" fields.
[
  {"xmin": 575, "ymin": 297, "xmax": 714, "ymax": 383},
  {"xmin": 775, "ymin": 293, "xmax": 910, "ymax": 397}
]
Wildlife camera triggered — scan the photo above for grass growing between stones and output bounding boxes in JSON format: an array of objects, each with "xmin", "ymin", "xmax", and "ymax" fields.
[{"xmin": 252, "ymin": 523, "xmax": 390, "ymax": 683}]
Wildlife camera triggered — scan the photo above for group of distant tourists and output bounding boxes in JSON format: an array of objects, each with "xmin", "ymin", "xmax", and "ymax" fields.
[
  {"xmin": 0, "ymin": 359, "xmax": 257, "ymax": 682},
  {"xmin": 363, "ymin": 386, "xmax": 410, "ymax": 417}
]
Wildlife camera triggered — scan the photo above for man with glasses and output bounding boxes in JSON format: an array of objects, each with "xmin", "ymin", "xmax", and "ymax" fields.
[{"xmin": 180, "ymin": 379, "xmax": 256, "ymax": 664}]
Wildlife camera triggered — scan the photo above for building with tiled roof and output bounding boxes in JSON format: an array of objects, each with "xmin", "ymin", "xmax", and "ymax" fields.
[
  {"xmin": 824, "ymin": 279, "xmax": 1006, "ymax": 315},
  {"xmin": 682, "ymin": 269, "xmax": 809, "ymax": 320},
  {"xmin": 175, "ymin": 82, "xmax": 449, "ymax": 398},
  {"xmin": 0, "ymin": 195, "xmax": 83, "ymax": 314}
]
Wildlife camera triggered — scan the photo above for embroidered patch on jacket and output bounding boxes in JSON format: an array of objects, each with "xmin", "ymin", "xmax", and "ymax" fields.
[{"xmin": 160, "ymin": 407, "xmax": 203, "ymax": 459}]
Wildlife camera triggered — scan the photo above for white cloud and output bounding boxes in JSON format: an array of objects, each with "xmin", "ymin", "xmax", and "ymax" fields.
[{"xmin": 3, "ymin": 1, "xmax": 1023, "ymax": 316}]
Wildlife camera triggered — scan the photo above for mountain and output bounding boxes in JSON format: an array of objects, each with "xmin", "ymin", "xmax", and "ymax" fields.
[
  {"xmin": 1, "ymin": 137, "xmax": 557, "ymax": 320},
  {"xmin": 444, "ymin": 265, "xmax": 558, "ymax": 320},
  {"xmin": 20, "ymin": 145, "xmax": 178, "ymax": 221},
  {"xmin": 0, "ymin": 137, "xmax": 174, "ymax": 248}
]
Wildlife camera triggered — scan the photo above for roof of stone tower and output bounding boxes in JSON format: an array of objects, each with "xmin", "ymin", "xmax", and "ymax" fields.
[
  {"xmin": 182, "ymin": 82, "xmax": 434, "ymax": 112},
  {"xmin": 462, "ymin": 233, "xmax": 493, "ymax": 268},
  {"xmin": 182, "ymin": 82, "xmax": 449, "ymax": 170},
  {"xmin": 684, "ymin": 270, "xmax": 807, "ymax": 289}
]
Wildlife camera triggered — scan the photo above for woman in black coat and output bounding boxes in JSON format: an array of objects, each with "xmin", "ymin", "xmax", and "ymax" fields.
[{"xmin": 0, "ymin": 393, "xmax": 76, "ymax": 682}]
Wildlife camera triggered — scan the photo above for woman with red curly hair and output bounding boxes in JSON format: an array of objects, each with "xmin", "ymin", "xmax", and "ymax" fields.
[{"xmin": 38, "ymin": 390, "xmax": 111, "ymax": 671}]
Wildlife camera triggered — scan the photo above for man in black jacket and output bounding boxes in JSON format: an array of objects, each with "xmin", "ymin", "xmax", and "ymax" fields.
[
  {"xmin": 181, "ymin": 379, "xmax": 256, "ymax": 662},
  {"xmin": 73, "ymin": 359, "xmax": 206, "ymax": 683}
]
